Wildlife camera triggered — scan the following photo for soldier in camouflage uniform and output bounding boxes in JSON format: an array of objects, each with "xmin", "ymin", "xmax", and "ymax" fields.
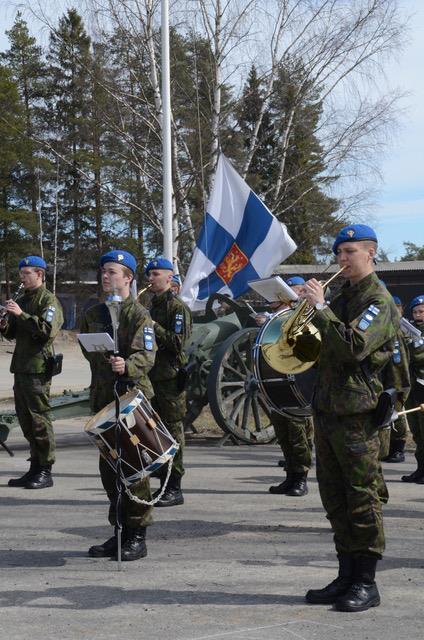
[
  {"xmin": 80, "ymin": 250, "xmax": 157, "ymax": 561},
  {"xmin": 257, "ymin": 276, "xmax": 313, "ymax": 497},
  {"xmin": 401, "ymin": 295, "xmax": 424, "ymax": 483},
  {"xmin": 1, "ymin": 256, "xmax": 63, "ymax": 489},
  {"xmin": 302, "ymin": 224, "xmax": 401, "ymax": 612},
  {"xmin": 146, "ymin": 257, "xmax": 192, "ymax": 507}
]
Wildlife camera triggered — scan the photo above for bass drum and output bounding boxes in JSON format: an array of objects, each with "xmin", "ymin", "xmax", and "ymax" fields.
[{"xmin": 252, "ymin": 308, "xmax": 316, "ymax": 417}]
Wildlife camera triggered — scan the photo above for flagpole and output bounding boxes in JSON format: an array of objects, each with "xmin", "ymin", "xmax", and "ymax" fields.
[{"xmin": 161, "ymin": 0, "xmax": 173, "ymax": 263}]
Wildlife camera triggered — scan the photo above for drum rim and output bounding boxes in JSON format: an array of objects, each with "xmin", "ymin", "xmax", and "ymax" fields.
[{"xmin": 84, "ymin": 388, "xmax": 143, "ymax": 432}]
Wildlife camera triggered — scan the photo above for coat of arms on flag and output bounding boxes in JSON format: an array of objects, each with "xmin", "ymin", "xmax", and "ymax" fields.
[{"xmin": 181, "ymin": 154, "xmax": 297, "ymax": 310}]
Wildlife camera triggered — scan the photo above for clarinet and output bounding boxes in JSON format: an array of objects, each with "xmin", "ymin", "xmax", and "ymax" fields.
[{"xmin": 0, "ymin": 283, "xmax": 24, "ymax": 327}]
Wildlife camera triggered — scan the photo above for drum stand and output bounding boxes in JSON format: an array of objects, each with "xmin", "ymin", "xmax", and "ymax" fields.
[
  {"xmin": 106, "ymin": 290, "xmax": 124, "ymax": 571},
  {"xmin": 114, "ymin": 378, "xmax": 124, "ymax": 571}
]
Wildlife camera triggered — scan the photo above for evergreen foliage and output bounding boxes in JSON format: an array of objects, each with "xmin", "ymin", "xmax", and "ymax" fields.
[{"xmin": 0, "ymin": 6, "xmax": 410, "ymax": 291}]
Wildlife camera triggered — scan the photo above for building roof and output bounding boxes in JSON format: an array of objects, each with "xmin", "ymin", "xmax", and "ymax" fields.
[{"xmin": 275, "ymin": 260, "xmax": 424, "ymax": 274}]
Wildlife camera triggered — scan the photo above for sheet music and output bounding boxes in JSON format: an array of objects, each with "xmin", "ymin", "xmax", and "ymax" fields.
[
  {"xmin": 248, "ymin": 275, "xmax": 299, "ymax": 303},
  {"xmin": 77, "ymin": 332, "xmax": 115, "ymax": 353}
]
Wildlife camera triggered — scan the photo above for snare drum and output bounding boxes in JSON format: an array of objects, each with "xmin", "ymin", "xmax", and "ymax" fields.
[{"xmin": 84, "ymin": 389, "xmax": 179, "ymax": 486}]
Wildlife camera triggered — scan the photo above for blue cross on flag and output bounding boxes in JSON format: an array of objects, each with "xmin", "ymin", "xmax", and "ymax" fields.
[{"xmin": 181, "ymin": 154, "xmax": 297, "ymax": 310}]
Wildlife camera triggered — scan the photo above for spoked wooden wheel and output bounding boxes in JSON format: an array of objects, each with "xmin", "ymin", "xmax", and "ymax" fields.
[{"xmin": 207, "ymin": 328, "xmax": 275, "ymax": 444}]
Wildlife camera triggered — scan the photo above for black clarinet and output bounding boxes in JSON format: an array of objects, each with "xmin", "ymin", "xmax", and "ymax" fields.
[{"xmin": 0, "ymin": 283, "xmax": 24, "ymax": 326}]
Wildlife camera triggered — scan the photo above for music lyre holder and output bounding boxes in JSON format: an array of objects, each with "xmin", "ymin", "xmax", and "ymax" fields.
[{"xmin": 105, "ymin": 290, "xmax": 124, "ymax": 571}]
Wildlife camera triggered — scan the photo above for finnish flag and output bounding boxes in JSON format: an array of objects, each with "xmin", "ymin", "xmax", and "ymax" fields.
[{"xmin": 181, "ymin": 154, "xmax": 297, "ymax": 310}]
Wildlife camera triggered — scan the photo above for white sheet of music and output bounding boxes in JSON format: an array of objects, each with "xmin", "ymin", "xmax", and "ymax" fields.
[
  {"xmin": 248, "ymin": 275, "xmax": 299, "ymax": 303},
  {"xmin": 77, "ymin": 333, "xmax": 115, "ymax": 352}
]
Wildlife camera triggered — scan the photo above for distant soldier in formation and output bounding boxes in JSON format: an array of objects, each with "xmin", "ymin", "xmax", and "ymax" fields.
[
  {"xmin": 257, "ymin": 276, "xmax": 313, "ymax": 498},
  {"xmin": 401, "ymin": 295, "xmax": 424, "ymax": 484},
  {"xmin": 303, "ymin": 224, "xmax": 400, "ymax": 612},
  {"xmin": 170, "ymin": 274, "xmax": 182, "ymax": 295},
  {"xmin": 1, "ymin": 256, "xmax": 63, "ymax": 489},
  {"xmin": 381, "ymin": 295, "xmax": 409, "ymax": 463},
  {"xmin": 146, "ymin": 257, "xmax": 192, "ymax": 507},
  {"xmin": 80, "ymin": 250, "xmax": 157, "ymax": 561}
]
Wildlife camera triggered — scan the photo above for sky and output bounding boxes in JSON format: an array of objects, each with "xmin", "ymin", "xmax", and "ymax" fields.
[
  {"xmin": 371, "ymin": 1, "xmax": 424, "ymax": 259},
  {"xmin": 0, "ymin": 0, "xmax": 423, "ymax": 261}
]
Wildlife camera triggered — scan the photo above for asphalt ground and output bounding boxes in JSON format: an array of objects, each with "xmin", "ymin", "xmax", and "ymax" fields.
[{"xmin": 1, "ymin": 419, "xmax": 423, "ymax": 640}]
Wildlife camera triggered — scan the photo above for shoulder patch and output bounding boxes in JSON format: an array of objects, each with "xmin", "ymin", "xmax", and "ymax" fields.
[
  {"xmin": 392, "ymin": 339, "xmax": 401, "ymax": 364},
  {"xmin": 43, "ymin": 305, "xmax": 56, "ymax": 323},
  {"xmin": 357, "ymin": 304, "xmax": 380, "ymax": 332},
  {"xmin": 143, "ymin": 326, "xmax": 154, "ymax": 350},
  {"xmin": 174, "ymin": 312, "xmax": 184, "ymax": 334}
]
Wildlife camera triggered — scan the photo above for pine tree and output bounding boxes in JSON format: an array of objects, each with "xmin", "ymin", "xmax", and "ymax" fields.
[
  {"xmin": 0, "ymin": 66, "xmax": 38, "ymax": 294},
  {"xmin": 45, "ymin": 9, "xmax": 93, "ymax": 282},
  {"xmin": 2, "ymin": 13, "xmax": 46, "ymax": 217},
  {"xmin": 237, "ymin": 60, "xmax": 341, "ymax": 263}
]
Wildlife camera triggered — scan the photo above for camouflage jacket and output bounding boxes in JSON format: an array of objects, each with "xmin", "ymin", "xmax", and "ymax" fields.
[
  {"xmin": 1, "ymin": 285, "xmax": 63, "ymax": 374},
  {"xmin": 149, "ymin": 289, "xmax": 192, "ymax": 382},
  {"xmin": 80, "ymin": 297, "xmax": 156, "ymax": 412},
  {"xmin": 311, "ymin": 272, "xmax": 400, "ymax": 415},
  {"xmin": 407, "ymin": 320, "xmax": 424, "ymax": 402}
]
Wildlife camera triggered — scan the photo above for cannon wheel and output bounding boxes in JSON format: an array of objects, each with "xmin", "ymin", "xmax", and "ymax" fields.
[{"xmin": 207, "ymin": 328, "xmax": 275, "ymax": 444}]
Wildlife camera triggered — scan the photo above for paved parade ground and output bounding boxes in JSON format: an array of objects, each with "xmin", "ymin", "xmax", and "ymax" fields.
[{"xmin": 1, "ymin": 418, "xmax": 423, "ymax": 640}]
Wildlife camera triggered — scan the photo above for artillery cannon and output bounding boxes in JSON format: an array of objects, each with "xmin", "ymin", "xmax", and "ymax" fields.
[
  {"xmin": 0, "ymin": 389, "xmax": 91, "ymax": 456},
  {"xmin": 184, "ymin": 293, "xmax": 275, "ymax": 444}
]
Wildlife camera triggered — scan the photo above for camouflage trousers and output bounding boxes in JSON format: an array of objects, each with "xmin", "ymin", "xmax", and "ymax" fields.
[
  {"xmin": 151, "ymin": 378, "xmax": 186, "ymax": 478},
  {"xmin": 13, "ymin": 373, "xmax": 55, "ymax": 466},
  {"xmin": 99, "ymin": 456, "xmax": 153, "ymax": 528},
  {"xmin": 378, "ymin": 414, "xmax": 408, "ymax": 459},
  {"xmin": 271, "ymin": 411, "xmax": 313, "ymax": 473},
  {"xmin": 314, "ymin": 412, "xmax": 387, "ymax": 558},
  {"xmin": 406, "ymin": 409, "xmax": 424, "ymax": 470}
]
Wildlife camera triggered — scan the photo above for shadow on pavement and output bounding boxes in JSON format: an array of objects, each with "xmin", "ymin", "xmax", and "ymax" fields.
[{"xmin": 0, "ymin": 584, "xmax": 305, "ymax": 609}]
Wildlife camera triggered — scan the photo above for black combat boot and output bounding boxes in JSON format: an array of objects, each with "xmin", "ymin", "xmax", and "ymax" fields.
[
  {"xmin": 286, "ymin": 473, "xmax": 308, "ymax": 497},
  {"xmin": 25, "ymin": 465, "xmax": 53, "ymax": 489},
  {"xmin": 306, "ymin": 554, "xmax": 354, "ymax": 604},
  {"xmin": 88, "ymin": 534, "xmax": 118, "ymax": 558},
  {"xmin": 8, "ymin": 460, "xmax": 39, "ymax": 487},
  {"xmin": 383, "ymin": 442, "xmax": 405, "ymax": 463},
  {"xmin": 334, "ymin": 554, "xmax": 380, "ymax": 612},
  {"xmin": 269, "ymin": 473, "xmax": 293, "ymax": 494},
  {"xmin": 121, "ymin": 527, "xmax": 147, "ymax": 561},
  {"xmin": 155, "ymin": 472, "xmax": 184, "ymax": 507},
  {"xmin": 401, "ymin": 468, "xmax": 424, "ymax": 483}
]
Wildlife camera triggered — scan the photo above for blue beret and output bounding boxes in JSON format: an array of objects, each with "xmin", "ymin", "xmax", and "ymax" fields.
[
  {"xmin": 332, "ymin": 224, "xmax": 377, "ymax": 254},
  {"xmin": 410, "ymin": 295, "xmax": 424, "ymax": 310},
  {"xmin": 145, "ymin": 257, "xmax": 174, "ymax": 273},
  {"xmin": 19, "ymin": 255, "xmax": 47, "ymax": 270},
  {"xmin": 286, "ymin": 275, "xmax": 305, "ymax": 286},
  {"xmin": 392, "ymin": 295, "xmax": 402, "ymax": 305},
  {"xmin": 171, "ymin": 274, "xmax": 181, "ymax": 285},
  {"xmin": 100, "ymin": 250, "xmax": 137, "ymax": 274}
]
